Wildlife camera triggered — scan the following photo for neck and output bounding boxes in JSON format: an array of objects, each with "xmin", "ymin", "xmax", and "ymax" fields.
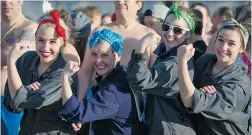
[
  {"xmin": 2, "ymin": 13, "xmax": 23, "ymax": 26},
  {"xmin": 38, "ymin": 58, "xmax": 56, "ymax": 75},
  {"xmin": 39, "ymin": 61, "xmax": 50, "ymax": 73},
  {"xmin": 215, "ymin": 60, "xmax": 232, "ymax": 72},
  {"xmin": 115, "ymin": 14, "xmax": 137, "ymax": 29}
]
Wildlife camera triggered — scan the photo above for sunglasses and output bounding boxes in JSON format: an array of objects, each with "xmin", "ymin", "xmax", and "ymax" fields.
[{"xmin": 161, "ymin": 23, "xmax": 189, "ymax": 35}]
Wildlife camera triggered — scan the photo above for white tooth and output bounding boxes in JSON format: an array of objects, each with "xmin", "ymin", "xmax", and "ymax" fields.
[{"xmin": 97, "ymin": 66, "xmax": 105, "ymax": 69}]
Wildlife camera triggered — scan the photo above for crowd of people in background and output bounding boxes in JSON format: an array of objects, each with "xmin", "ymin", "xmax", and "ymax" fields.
[{"xmin": 1, "ymin": 0, "xmax": 251, "ymax": 135}]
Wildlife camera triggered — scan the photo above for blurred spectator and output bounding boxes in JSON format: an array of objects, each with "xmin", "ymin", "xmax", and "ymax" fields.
[
  {"xmin": 191, "ymin": 2, "xmax": 212, "ymax": 45},
  {"xmin": 1, "ymin": 0, "xmax": 37, "ymax": 134},
  {"xmin": 211, "ymin": 7, "xmax": 233, "ymax": 34},
  {"xmin": 236, "ymin": 3, "xmax": 251, "ymax": 59},
  {"xmin": 101, "ymin": 13, "xmax": 112, "ymax": 25},
  {"xmin": 74, "ymin": 6, "xmax": 101, "ymax": 31},
  {"xmin": 235, "ymin": 2, "xmax": 251, "ymax": 117},
  {"xmin": 163, "ymin": 0, "xmax": 189, "ymax": 9},
  {"xmin": 68, "ymin": 11, "xmax": 91, "ymax": 65},
  {"xmin": 189, "ymin": 9, "xmax": 207, "ymax": 62},
  {"xmin": 143, "ymin": 2, "xmax": 169, "ymax": 37},
  {"xmin": 111, "ymin": 13, "xmax": 116, "ymax": 22}
]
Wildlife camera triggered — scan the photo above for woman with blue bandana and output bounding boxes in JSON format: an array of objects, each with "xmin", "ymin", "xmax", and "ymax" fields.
[
  {"xmin": 126, "ymin": 3, "xmax": 196, "ymax": 135},
  {"xmin": 58, "ymin": 29, "xmax": 147, "ymax": 135},
  {"xmin": 177, "ymin": 18, "xmax": 251, "ymax": 134}
]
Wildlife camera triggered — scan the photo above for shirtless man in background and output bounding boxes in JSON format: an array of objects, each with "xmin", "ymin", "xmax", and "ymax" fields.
[
  {"xmin": 1, "ymin": 1, "xmax": 37, "ymax": 135},
  {"xmin": 1, "ymin": 0, "xmax": 37, "ymax": 95},
  {"xmin": 78, "ymin": 0, "xmax": 159, "ymax": 101}
]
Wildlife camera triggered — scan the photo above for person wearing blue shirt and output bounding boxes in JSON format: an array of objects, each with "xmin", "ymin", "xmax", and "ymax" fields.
[{"xmin": 58, "ymin": 29, "xmax": 147, "ymax": 135}]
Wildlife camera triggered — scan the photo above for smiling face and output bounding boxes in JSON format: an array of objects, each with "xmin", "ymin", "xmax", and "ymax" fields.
[
  {"xmin": 114, "ymin": 0, "xmax": 142, "ymax": 18},
  {"xmin": 35, "ymin": 24, "xmax": 64, "ymax": 66},
  {"xmin": 215, "ymin": 27, "xmax": 244, "ymax": 66},
  {"xmin": 162, "ymin": 14, "xmax": 190, "ymax": 49},
  {"xmin": 90, "ymin": 39, "xmax": 121, "ymax": 79}
]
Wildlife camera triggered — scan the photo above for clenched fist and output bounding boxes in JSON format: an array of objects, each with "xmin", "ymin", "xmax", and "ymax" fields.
[
  {"xmin": 137, "ymin": 32, "xmax": 161, "ymax": 53},
  {"xmin": 62, "ymin": 61, "xmax": 80, "ymax": 77},
  {"xmin": 8, "ymin": 40, "xmax": 34, "ymax": 61},
  {"xmin": 177, "ymin": 44, "xmax": 195, "ymax": 62}
]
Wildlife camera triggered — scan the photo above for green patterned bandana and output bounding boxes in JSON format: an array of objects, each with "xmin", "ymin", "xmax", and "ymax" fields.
[{"xmin": 167, "ymin": 3, "xmax": 195, "ymax": 34}]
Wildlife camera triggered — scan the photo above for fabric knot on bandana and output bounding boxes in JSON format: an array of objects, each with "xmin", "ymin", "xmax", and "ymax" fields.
[
  {"xmin": 89, "ymin": 29, "xmax": 124, "ymax": 56},
  {"xmin": 167, "ymin": 3, "xmax": 195, "ymax": 34},
  {"xmin": 219, "ymin": 18, "xmax": 249, "ymax": 49},
  {"xmin": 35, "ymin": 10, "xmax": 67, "ymax": 41}
]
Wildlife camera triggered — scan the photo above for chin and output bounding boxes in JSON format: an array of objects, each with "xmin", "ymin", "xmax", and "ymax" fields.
[
  {"xmin": 166, "ymin": 42, "xmax": 179, "ymax": 49},
  {"xmin": 40, "ymin": 58, "xmax": 52, "ymax": 63},
  {"xmin": 96, "ymin": 71, "xmax": 107, "ymax": 77}
]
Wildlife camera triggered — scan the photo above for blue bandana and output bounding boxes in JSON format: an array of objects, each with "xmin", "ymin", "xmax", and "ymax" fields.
[{"xmin": 89, "ymin": 29, "xmax": 124, "ymax": 56}]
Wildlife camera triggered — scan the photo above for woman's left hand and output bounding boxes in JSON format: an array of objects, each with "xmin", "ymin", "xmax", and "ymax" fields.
[
  {"xmin": 199, "ymin": 85, "xmax": 216, "ymax": 94},
  {"xmin": 62, "ymin": 61, "xmax": 80, "ymax": 77},
  {"xmin": 27, "ymin": 82, "xmax": 41, "ymax": 91}
]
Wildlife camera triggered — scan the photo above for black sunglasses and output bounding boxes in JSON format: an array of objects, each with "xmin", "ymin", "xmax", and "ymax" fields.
[{"xmin": 161, "ymin": 23, "xmax": 189, "ymax": 35}]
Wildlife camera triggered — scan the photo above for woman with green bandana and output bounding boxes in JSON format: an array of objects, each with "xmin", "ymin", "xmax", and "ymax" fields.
[{"xmin": 126, "ymin": 3, "xmax": 196, "ymax": 135}]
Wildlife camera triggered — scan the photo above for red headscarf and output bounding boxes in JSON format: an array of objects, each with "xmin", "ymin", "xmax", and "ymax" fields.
[{"xmin": 35, "ymin": 10, "xmax": 66, "ymax": 41}]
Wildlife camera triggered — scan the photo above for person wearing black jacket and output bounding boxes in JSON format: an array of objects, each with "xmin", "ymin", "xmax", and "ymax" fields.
[{"xmin": 126, "ymin": 3, "xmax": 196, "ymax": 135}]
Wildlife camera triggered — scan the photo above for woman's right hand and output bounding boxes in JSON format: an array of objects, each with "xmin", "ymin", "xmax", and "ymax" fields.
[
  {"xmin": 62, "ymin": 61, "xmax": 80, "ymax": 77},
  {"xmin": 140, "ymin": 32, "xmax": 161, "ymax": 48},
  {"xmin": 8, "ymin": 40, "xmax": 33, "ymax": 61},
  {"xmin": 137, "ymin": 32, "xmax": 161, "ymax": 53}
]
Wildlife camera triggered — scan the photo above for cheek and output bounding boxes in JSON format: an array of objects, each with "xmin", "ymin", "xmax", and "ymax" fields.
[
  {"xmin": 35, "ymin": 41, "xmax": 43, "ymax": 50},
  {"xmin": 51, "ymin": 44, "xmax": 62, "ymax": 53},
  {"xmin": 107, "ymin": 56, "xmax": 116, "ymax": 65},
  {"xmin": 230, "ymin": 47, "xmax": 241, "ymax": 56}
]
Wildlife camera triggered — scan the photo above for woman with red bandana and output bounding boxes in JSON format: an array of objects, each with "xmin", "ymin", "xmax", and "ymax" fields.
[{"xmin": 3, "ymin": 9, "xmax": 78, "ymax": 135}]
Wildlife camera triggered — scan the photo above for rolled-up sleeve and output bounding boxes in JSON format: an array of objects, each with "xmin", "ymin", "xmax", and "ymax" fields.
[
  {"xmin": 191, "ymin": 83, "xmax": 244, "ymax": 120},
  {"xmin": 4, "ymin": 84, "xmax": 23, "ymax": 113},
  {"xmin": 58, "ymin": 84, "xmax": 119, "ymax": 123},
  {"xmin": 5, "ymin": 71, "xmax": 78, "ymax": 110},
  {"xmin": 127, "ymin": 50, "xmax": 194, "ymax": 97}
]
